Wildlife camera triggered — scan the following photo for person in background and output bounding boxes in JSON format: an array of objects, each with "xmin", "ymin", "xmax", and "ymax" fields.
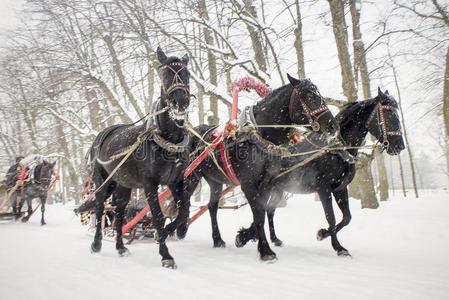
[
  {"xmin": 17, "ymin": 154, "xmax": 46, "ymax": 184},
  {"xmin": 5, "ymin": 156, "xmax": 24, "ymax": 189}
]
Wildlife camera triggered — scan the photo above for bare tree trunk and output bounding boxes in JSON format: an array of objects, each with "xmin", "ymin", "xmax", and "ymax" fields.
[
  {"xmin": 329, "ymin": 0, "xmax": 377, "ymax": 207},
  {"xmin": 350, "ymin": 0, "xmax": 389, "ymax": 201},
  {"xmin": 443, "ymin": 45, "xmax": 449, "ymax": 183},
  {"xmin": 397, "ymin": 154, "xmax": 407, "ymax": 197},
  {"xmin": 349, "ymin": 154, "xmax": 378, "ymax": 209},
  {"xmin": 197, "ymin": 82, "xmax": 205, "ymax": 124},
  {"xmin": 294, "ymin": 0, "xmax": 306, "ymax": 78},
  {"xmin": 103, "ymin": 35, "xmax": 144, "ymax": 119},
  {"xmin": 242, "ymin": 0, "xmax": 268, "ymax": 73},
  {"xmin": 55, "ymin": 116, "xmax": 79, "ymax": 203},
  {"xmin": 390, "ymin": 55, "xmax": 419, "ymax": 198},
  {"xmin": 199, "ymin": 0, "xmax": 219, "ymax": 125},
  {"xmin": 327, "ymin": 0, "xmax": 357, "ymax": 101},
  {"xmin": 147, "ymin": 66, "xmax": 155, "ymax": 114},
  {"xmin": 87, "ymin": 75, "xmax": 132, "ymax": 123},
  {"xmin": 85, "ymin": 87, "xmax": 101, "ymax": 131}
]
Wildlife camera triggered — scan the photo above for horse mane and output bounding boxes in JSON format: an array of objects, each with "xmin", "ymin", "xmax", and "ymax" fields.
[
  {"xmin": 34, "ymin": 163, "xmax": 43, "ymax": 181},
  {"xmin": 336, "ymin": 102, "xmax": 360, "ymax": 124},
  {"xmin": 256, "ymin": 83, "xmax": 291, "ymax": 106},
  {"xmin": 336, "ymin": 99, "xmax": 376, "ymax": 128}
]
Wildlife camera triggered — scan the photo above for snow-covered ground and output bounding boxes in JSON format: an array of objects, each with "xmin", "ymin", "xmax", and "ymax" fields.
[{"xmin": 1, "ymin": 190, "xmax": 448, "ymax": 300}]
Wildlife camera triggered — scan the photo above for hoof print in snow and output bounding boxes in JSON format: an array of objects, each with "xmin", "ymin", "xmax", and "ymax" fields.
[{"xmin": 162, "ymin": 259, "xmax": 177, "ymax": 269}]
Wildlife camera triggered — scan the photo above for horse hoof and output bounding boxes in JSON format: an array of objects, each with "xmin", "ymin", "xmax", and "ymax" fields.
[
  {"xmin": 213, "ymin": 240, "xmax": 226, "ymax": 248},
  {"xmin": 261, "ymin": 254, "xmax": 277, "ymax": 262},
  {"xmin": 41, "ymin": 222, "xmax": 46, "ymax": 226},
  {"xmin": 316, "ymin": 229, "xmax": 327, "ymax": 241},
  {"xmin": 21, "ymin": 217, "xmax": 29, "ymax": 223},
  {"xmin": 161, "ymin": 259, "xmax": 177, "ymax": 269},
  {"xmin": 235, "ymin": 235, "xmax": 244, "ymax": 248},
  {"xmin": 176, "ymin": 225, "xmax": 188, "ymax": 240},
  {"xmin": 118, "ymin": 247, "xmax": 130, "ymax": 257},
  {"xmin": 272, "ymin": 239, "xmax": 283, "ymax": 247},
  {"xmin": 337, "ymin": 249, "xmax": 352, "ymax": 257},
  {"xmin": 90, "ymin": 241, "xmax": 102, "ymax": 253}
]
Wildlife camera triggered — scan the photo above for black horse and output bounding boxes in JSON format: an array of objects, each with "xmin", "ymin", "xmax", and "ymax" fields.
[
  {"xmin": 236, "ymin": 88, "xmax": 405, "ymax": 257},
  {"xmin": 88, "ymin": 47, "xmax": 191, "ymax": 269},
  {"xmin": 12, "ymin": 160, "xmax": 56, "ymax": 225},
  {"xmin": 184, "ymin": 75, "xmax": 339, "ymax": 261}
]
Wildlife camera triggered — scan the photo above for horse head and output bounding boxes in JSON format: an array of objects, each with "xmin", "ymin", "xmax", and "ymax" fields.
[
  {"xmin": 286, "ymin": 74, "xmax": 339, "ymax": 137},
  {"xmin": 367, "ymin": 88, "xmax": 405, "ymax": 155},
  {"xmin": 157, "ymin": 46, "xmax": 190, "ymax": 124},
  {"xmin": 36, "ymin": 160, "xmax": 57, "ymax": 184}
]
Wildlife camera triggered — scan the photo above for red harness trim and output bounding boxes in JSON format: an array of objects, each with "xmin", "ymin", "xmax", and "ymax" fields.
[
  {"xmin": 212, "ymin": 127, "xmax": 240, "ymax": 186},
  {"xmin": 218, "ymin": 141, "xmax": 240, "ymax": 186},
  {"xmin": 18, "ymin": 168, "xmax": 30, "ymax": 181}
]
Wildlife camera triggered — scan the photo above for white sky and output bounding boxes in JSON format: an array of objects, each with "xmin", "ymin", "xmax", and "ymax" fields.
[{"xmin": 0, "ymin": 0, "xmax": 22, "ymax": 31}]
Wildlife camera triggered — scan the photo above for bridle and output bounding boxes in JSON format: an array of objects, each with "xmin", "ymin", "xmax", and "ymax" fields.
[
  {"xmin": 289, "ymin": 87, "xmax": 329, "ymax": 132},
  {"xmin": 158, "ymin": 62, "xmax": 190, "ymax": 97},
  {"xmin": 366, "ymin": 102, "xmax": 402, "ymax": 149}
]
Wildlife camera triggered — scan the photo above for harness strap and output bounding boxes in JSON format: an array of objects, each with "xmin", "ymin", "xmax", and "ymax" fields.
[
  {"xmin": 159, "ymin": 62, "xmax": 190, "ymax": 96},
  {"xmin": 366, "ymin": 102, "xmax": 402, "ymax": 145},
  {"xmin": 289, "ymin": 87, "xmax": 329, "ymax": 130},
  {"xmin": 218, "ymin": 141, "xmax": 240, "ymax": 186}
]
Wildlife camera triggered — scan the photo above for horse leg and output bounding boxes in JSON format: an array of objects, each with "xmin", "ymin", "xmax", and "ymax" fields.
[
  {"xmin": 165, "ymin": 180, "xmax": 190, "ymax": 240},
  {"xmin": 235, "ymin": 222, "xmax": 256, "ymax": 248},
  {"xmin": 18, "ymin": 195, "xmax": 33, "ymax": 223},
  {"xmin": 145, "ymin": 179, "xmax": 176, "ymax": 269},
  {"xmin": 241, "ymin": 185, "xmax": 276, "ymax": 261},
  {"xmin": 235, "ymin": 191, "xmax": 283, "ymax": 248},
  {"xmin": 11, "ymin": 193, "xmax": 19, "ymax": 219},
  {"xmin": 40, "ymin": 195, "xmax": 47, "ymax": 226},
  {"xmin": 113, "ymin": 185, "xmax": 131, "ymax": 256},
  {"xmin": 317, "ymin": 190, "xmax": 349, "ymax": 256},
  {"xmin": 267, "ymin": 209, "xmax": 282, "ymax": 247},
  {"xmin": 267, "ymin": 189, "xmax": 284, "ymax": 247},
  {"xmin": 90, "ymin": 166, "xmax": 113, "ymax": 253},
  {"xmin": 205, "ymin": 178, "xmax": 225, "ymax": 248},
  {"xmin": 179, "ymin": 174, "xmax": 201, "ymax": 239},
  {"xmin": 317, "ymin": 188, "xmax": 352, "ymax": 239}
]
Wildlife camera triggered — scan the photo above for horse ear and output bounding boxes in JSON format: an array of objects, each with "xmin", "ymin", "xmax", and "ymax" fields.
[
  {"xmin": 287, "ymin": 73, "xmax": 300, "ymax": 86},
  {"xmin": 377, "ymin": 87, "xmax": 383, "ymax": 97},
  {"xmin": 385, "ymin": 89, "xmax": 389, "ymax": 95},
  {"xmin": 182, "ymin": 53, "xmax": 189, "ymax": 65},
  {"xmin": 157, "ymin": 46, "xmax": 167, "ymax": 64}
]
